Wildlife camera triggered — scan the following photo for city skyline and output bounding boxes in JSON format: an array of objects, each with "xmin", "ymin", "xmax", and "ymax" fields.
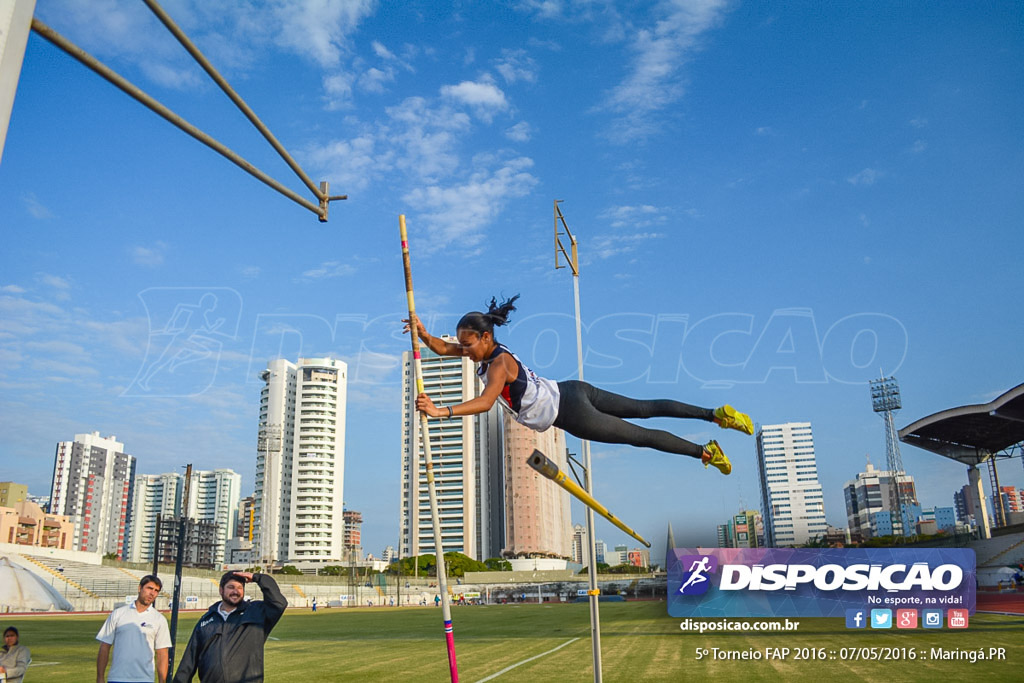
[{"xmin": 2, "ymin": 2, "xmax": 1022, "ymax": 559}]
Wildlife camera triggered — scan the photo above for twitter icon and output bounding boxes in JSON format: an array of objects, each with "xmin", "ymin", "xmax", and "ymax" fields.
[{"xmin": 870, "ymin": 609, "xmax": 892, "ymax": 629}]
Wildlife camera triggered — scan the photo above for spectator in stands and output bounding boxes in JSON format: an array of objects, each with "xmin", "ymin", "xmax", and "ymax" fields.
[
  {"xmin": 96, "ymin": 575, "xmax": 171, "ymax": 683},
  {"xmin": 172, "ymin": 571, "xmax": 286, "ymax": 682},
  {"xmin": 1, "ymin": 626, "xmax": 31, "ymax": 683}
]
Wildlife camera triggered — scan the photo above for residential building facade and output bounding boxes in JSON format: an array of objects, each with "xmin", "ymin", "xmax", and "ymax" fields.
[
  {"xmin": 0, "ymin": 482, "xmax": 28, "ymax": 507},
  {"xmin": 127, "ymin": 472, "xmax": 182, "ymax": 563},
  {"xmin": 502, "ymin": 415, "xmax": 571, "ymax": 560},
  {"xmin": 255, "ymin": 357, "xmax": 347, "ymax": 567},
  {"xmin": 1, "ymin": 499, "xmax": 74, "ymax": 549},
  {"xmin": 187, "ymin": 468, "xmax": 241, "ymax": 567},
  {"xmin": 399, "ymin": 342, "xmax": 501, "ymax": 561},
  {"xmin": 756, "ymin": 422, "xmax": 828, "ymax": 546},
  {"xmin": 843, "ymin": 461, "xmax": 919, "ymax": 539},
  {"xmin": 49, "ymin": 432, "xmax": 136, "ymax": 557}
]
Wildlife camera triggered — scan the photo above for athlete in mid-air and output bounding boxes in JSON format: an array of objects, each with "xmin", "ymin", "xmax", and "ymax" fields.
[{"xmin": 404, "ymin": 295, "xmax": 752, "ymax": 474}]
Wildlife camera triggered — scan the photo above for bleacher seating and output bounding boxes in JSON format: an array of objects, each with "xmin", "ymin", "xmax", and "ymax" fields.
[{"xmin": 971, "ymin": 532, "xmax": 1024, "ymax": 566}]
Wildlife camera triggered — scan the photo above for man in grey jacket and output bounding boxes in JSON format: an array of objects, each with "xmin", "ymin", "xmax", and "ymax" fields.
[{"xmin": 172, "ymin": 571, "xmax": 287, "ymax": 682}]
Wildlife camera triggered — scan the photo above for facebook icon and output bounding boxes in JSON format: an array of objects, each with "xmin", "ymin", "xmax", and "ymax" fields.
[{"xmin": 845, "ymin": 609, "xmax": 866, "ymax": 629}]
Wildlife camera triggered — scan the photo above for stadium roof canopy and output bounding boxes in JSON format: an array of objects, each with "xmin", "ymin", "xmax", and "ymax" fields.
[{"xmin": 898, "ymin": 382, "xmax": 1024, "ymax": 466}]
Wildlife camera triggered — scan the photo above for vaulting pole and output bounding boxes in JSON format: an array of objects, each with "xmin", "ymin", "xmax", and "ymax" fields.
[
  {"xmin": 527, "ymin": 450, "xmax": 650, "ymax": 548},
  {"xmin": 400, "ymin": 215, "xmax": 459, "ymax": 682}
]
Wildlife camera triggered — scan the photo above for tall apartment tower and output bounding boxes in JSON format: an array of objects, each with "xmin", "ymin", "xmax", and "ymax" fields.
[
  {"xmin": 399, "ymin": 342, "xmax": 502, "ymax": 561},
  {"xmin": 50, "ymin": 432, "xmax": 136, "ymax": 557},
  {"xmin": 755, "ymin": 422, "xmax": 828, "ymax": 547},
  {"xmin": 256, "ymin": 357, "xmax": 347, "ymax": 567},
  {"xmin": 342, "ymin": 509, "xmax": 363, "ymax": 563},
  {"xmin": 236, "ymin": 496, "xmax": 256, "ymax": 541},
  {"xmin": 570, "ymin": 523, "xmax": 588, "ymax": 564},
  {"xmin": 502, "ymin": 415, "xmax": 572, "ymax": 559},
  {"xmin": 127, "ymin": 472, "xmax": 182, "ymax": 563},
  {"xmin": 843, "ymin": 461, "xmax": 919, "ymax": 539},
  {"xmin": 187, "ymin": 469, "xmax": 241, "ymax": 567}
]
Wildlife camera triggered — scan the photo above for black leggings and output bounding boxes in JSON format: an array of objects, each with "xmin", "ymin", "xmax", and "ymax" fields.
[{"xmin": 551, "ymin": 380, "xmax": 713, "ymax": 459}]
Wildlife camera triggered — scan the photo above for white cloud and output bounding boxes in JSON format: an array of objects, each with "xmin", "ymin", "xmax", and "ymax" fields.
[
  {"xmin": 131, "ymin": 242, "xmax": 168, "ymax": 267},
  {"xmin": 140, "ymin": 62, "xmax": 203, "ymax": 90},
  {"xmin": 909, "ymin": 139, "xmax": 928, "ymax": 154},
  {"xmin": 323, "ymin": 72, "xmax": 355, "ymax": 109},
  {"xmin": 23, "ymin": 193, "xmax": 55, "ymax": 219},
  {"xmin": 37, "ymin": 273, "xmax": 72, "ymax": 300},
  {"xmin": 305, "ymin": 131, "xmax": 392, "ymax": 192},
  {"xmin": 296, "ymin": 261, "xmax": 357, "ymax": 282},
  {"xmin": 910, "ymin": 117, "xmax": 929, "ymax": 128},
  {"xmin": 272, "ymin": 0, "xmax": 376, "ymax": 68},
  {"xmin": 603, "ymin": 0, "xmax": 731, "ymax": 143},
  {"xmin": 403, "ymin": 157, "xmax": 538, "ymax": 249},
  {"xmin": 847, "ymin": 168, "xmax": 881, "ymax": 186},
  {"xmin": 494, "ymin": 49, "xmax": 538, "ymax": 84},
  {"xmin": 755, "ymin": 126, "xmax": 773, "ymax": 136},
  {"xmin": 440, "ymin": 77, "xmax": 509, "ymax": 122},
  {"xmin": 504, "ymin": 121, "xmax": 533, "ymax": 142},
  {"xmin": 599, "ymin": 204, "xmax": 669, "ymax": 229},
  {"xmin": 520, "ymin": 0, "xmax": 565, "ymax": 19},
  {"xmin": 592, "ymin": 231, "xmax": 666, "ymax": 259},
  {"xmin": 1, "ymin": 285, "xmax": 26, "ymax": 294},
  {"xmin": 371, "ymin": 40, "xmax": 396, "ymax": 60},
  {"xmin": 359, "ymin": 66, "xmax": 395, "ymax": 93}
]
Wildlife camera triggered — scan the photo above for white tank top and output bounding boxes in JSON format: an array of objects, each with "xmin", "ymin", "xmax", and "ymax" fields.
[{"xmin": 477, "ymin": 343, "xmax": 560, "ymax": 431}]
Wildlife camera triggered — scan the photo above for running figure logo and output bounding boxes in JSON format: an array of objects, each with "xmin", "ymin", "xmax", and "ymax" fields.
[
  {"xmin": 678, "ymin": 555, "xmax": 718, "ymax": 596},
  {"xmin": 126, "ymin": 288, "xmax": 242, "ymax": 397}
]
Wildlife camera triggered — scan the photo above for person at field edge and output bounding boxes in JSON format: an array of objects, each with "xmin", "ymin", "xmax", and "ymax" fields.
[
  {"xmin": 96, "ymin": 575, "xmax": 171, "ymax": 683},
  {"xmin": 0, "ymin": 627, "xmax": 31, "ymax": 683},
  {"xmin": 404, "ymin": 295, "xmax": 752, "ymax": 475},
  {"xmin": 172, "ymin": 571, "xmax": 286, "ymax": 683}
]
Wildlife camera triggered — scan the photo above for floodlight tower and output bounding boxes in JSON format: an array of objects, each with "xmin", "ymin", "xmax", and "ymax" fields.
[{"xmin": 870, "ymin": 375, "xmax": 912, "ymax": 538}]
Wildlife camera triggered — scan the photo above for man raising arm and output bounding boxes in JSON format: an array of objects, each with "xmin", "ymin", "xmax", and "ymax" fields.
[{"xmin": 173, "ymin": 571, "xmax": 287, "ymax": 683}]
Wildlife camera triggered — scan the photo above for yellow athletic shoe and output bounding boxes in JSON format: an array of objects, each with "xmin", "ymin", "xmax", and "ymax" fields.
[
  {"xmin": 702, "ymin": 440, "xmax": 731, "ymax": 475},
  {"xmin": 714, "ymin": 405, "xmax": 753, "ymax": 435}
]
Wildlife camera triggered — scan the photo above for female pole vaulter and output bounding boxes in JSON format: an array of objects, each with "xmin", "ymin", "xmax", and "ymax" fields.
[{"xmin": 404, "ymin": 295, "xmax": 752, "ymax": 474}]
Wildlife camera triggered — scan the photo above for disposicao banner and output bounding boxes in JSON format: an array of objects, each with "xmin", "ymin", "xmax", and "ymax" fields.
[{"xmin": 667, "ymin": 547, "xmax": 976, "ymax": 618}]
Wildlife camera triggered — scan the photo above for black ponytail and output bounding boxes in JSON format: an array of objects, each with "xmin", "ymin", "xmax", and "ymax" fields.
[{"xmin": 457, "ymin": 294, "xmax": 519, "ymax": 338}]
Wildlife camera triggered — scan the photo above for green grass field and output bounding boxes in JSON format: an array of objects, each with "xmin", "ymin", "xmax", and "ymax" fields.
[{"xmin": 8, "ymin": 602, "xmax": 1022, "ymax": 681}]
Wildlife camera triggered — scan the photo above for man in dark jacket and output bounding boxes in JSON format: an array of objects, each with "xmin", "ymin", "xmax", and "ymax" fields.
[{"xmin": 172, "ymin": 571, "xmax": 287, "ymax": 682}]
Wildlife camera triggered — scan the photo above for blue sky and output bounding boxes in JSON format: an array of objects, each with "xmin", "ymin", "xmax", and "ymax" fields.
[{"xmin": 2, "ymin": 1, "xmax": 1022, "ymax": 561}]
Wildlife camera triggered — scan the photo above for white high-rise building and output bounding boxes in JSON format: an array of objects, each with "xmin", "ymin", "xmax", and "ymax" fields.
[
  {"xmin": 399, "ymin": 341, "xmax": 502, "ymax": 561},
  {"xmin": 127, "ymin": 472, "xmax": 182, "ymax": 563},
  {"xmin": 255, "ymin": 357, "xmax": 347, "ymax": 567},
  {"xmin": 50, "ymin": 432, "xmax": 136, "ymax": 557},
  {"xmin": 188, "ymin": 469, "xmax": 241, "ymax": 567},
  {"xmin": 756, "ymin": 422, "xmax": 828, "ymax": 547}
]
